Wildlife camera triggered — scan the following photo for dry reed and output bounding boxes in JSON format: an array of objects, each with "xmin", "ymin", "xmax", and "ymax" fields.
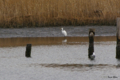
[{"xmin": 0, "ymin": 0, "xmax": 120, "ymax": 27}]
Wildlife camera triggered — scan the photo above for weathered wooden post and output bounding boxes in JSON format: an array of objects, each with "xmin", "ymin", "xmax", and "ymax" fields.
[
  {"xmin": 116, "ymin": 18, "xmax": 120, "ymax": 59},
  {"xmin": 88, "ymin": 29, "xmax": 95, "ymax": 59},
  {"xmin": 25, "ymin": 44, "xmax": 32, "ymax": 58}
]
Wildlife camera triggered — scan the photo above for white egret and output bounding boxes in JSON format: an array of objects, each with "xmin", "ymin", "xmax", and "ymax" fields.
[
  {"xmin": 61, "ymin": 28, "xmax": 67, "ymax": 36},
  {"xmin": 90, "ymin": 52, "xmax": 95, "ymax": 60}
]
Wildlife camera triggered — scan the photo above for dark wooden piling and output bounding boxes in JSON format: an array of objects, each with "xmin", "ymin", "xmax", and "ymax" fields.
[
  {"xmin": 88, "ymin": 29, "xmax": 95, "ymax": 58},
  {"xmin": 116, "ymin": 18, "xmax": 120, "ymax": 59},
  {"xmin": 25, "ymin": 44, "xmax": 32, "ymax": 58}
]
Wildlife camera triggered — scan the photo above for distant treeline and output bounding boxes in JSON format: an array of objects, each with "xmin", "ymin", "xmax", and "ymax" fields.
[{"xmin": 0, "ymin": 0, "xmax": 120, "ymax": 28}]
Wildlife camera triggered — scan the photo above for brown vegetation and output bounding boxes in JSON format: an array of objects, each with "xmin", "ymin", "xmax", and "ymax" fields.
[{"xmin": 0, "ymin": 0, "xmax": 120, "ymax": 27}]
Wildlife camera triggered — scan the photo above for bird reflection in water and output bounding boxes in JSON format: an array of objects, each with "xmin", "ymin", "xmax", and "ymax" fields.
[{"xmin": 62, "ymin": 38, "xmax": 67, "ymax": 45}]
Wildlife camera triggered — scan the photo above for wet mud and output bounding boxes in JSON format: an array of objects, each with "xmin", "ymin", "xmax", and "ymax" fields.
[{"xmin": 0, "ymin": 36, "xmax": 116, "ymax": 47}]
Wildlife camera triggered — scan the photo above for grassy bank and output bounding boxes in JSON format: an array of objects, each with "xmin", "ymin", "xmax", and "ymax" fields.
[{"xmin": 0, "ymin": 0, "xmax": 120, "ymax": 27}]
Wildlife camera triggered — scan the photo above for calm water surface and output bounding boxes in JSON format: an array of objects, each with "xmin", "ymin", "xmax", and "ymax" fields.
[
  {"xmin": 0, "ymin": 41, "xmax": 120, "ymax": 80},
  {"xmin": 0, "ymin": 26, "xmax": 120, "ymax": 80},
  {"xmin": 0, "ymin": 26, "xmax": 116, "ymax": 38}
]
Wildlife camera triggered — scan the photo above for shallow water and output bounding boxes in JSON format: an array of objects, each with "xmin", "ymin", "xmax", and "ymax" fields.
[
  {"xmin": 0, "ymin": 26, "xmax": 119, "ymax": 80},
  {"xmin": 0, "ymin": 41, "xmax": 120, "ymax": 80},
  {"xmin": 0, "ymin": 26, "xmax": 116, "ymax": 38}
]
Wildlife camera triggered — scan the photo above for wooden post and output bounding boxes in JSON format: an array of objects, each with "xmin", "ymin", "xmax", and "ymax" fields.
[
  {"xmin": 116, "ymin": 44, "xmax": 120, "ymax": 58},
  {"xmin": 25, "ymin": 44, "xmax": 32, "ymax": 58},
  {"xmin": 88, "ymin": 29, "xmax": 95, "ymax": 59},
  {"xmin": 116, "ymin": 18, "xmax": 120, "ymax": 59}
]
